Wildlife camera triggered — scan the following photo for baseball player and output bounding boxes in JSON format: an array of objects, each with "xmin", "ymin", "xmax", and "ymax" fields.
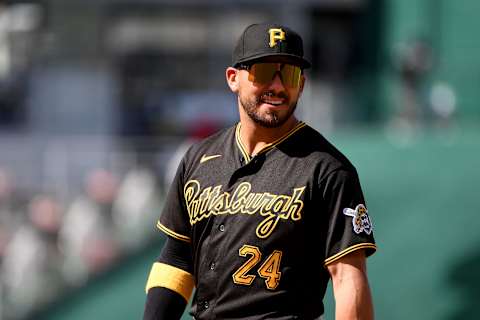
[{"xmin": 143, "ymin": 23, "xmax": 376, "ymax": 320}]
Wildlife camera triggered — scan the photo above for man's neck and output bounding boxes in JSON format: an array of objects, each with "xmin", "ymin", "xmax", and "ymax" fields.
[{"xmin": 238, "ymin": 114, "xmax": 299, "ymax": 156}]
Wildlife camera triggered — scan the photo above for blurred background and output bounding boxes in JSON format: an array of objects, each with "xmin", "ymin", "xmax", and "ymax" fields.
[{"xmin": 0, "ymin": 0, "xmax": 478, "ymax": 319}]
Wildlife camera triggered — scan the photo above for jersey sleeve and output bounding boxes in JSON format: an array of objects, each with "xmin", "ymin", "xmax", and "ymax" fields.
[
  {"xmin": 157, "ymin": 156, "xmax": 191, "ymax": 243},
  {"xmin": 320, "ymin": 168, "xmax": 376, "ymax": 265}
]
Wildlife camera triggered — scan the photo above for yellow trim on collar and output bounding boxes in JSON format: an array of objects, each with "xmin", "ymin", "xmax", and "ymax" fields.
[
  {"xmin": 235, "ymin": 121, "xmax": 306, "ymax": 163},
  {"xmin": 145, "ymin": 262, "xmax": 195, "ymax": 302},
  {"xmin": 235, "ymin": 123, "xmax": 251, "ymax": 163},
  {"xmin": 157, "ymin": 221, "xmax": 191, "ymax": 243},
  {"xmin": 324, "ymin": 243, "xmax": 377, "ymax": 266},
  {"xmin": 260, "ymin": 121, "xmax": 306, "ymax": 154}
]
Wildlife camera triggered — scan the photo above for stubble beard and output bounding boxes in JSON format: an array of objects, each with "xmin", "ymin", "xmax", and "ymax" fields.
[{"xmin": 239, "ymin": 91, "xmax": 297, "ymax": 128}]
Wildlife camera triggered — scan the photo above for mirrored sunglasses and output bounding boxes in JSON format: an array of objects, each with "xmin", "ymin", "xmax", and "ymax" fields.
[{"xmin": 239, "ymin": 63, "xmax": 302, "ymax": 88}]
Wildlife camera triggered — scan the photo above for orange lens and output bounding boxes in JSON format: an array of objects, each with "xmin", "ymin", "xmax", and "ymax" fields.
[{"xmin": 248, "ymin": 63, "xmax": 302, "ymax": 88}]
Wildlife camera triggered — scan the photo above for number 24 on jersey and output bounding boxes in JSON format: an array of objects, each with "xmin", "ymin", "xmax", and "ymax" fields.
[{"xmin": 232, "ymin": 245, "xmax": 283, "ymax": 290}]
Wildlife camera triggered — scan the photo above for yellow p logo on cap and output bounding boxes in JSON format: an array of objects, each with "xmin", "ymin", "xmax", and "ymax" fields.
[{"xmin": 269, "ymin": 28, "xmax": 286, "ymax": 47}]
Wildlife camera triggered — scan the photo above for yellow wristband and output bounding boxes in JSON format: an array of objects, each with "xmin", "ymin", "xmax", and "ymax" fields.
[{"xmin": 145, "ymin": 262, "xmax": 195, "ymax": 302}]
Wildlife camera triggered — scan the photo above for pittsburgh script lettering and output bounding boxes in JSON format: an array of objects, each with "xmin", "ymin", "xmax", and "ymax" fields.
[{"xmin": 184, "ymin": 180, "xmax": 305, "ymax": 239}]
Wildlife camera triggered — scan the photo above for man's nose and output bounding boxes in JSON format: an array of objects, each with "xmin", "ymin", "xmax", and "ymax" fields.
[{"xmin": 269, "ymin": 72, "xmax": 286, "ymax": 91}]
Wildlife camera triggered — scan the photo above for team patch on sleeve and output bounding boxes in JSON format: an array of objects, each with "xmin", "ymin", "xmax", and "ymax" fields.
[{"xmin": 343, "ymin": 204, "xmax": 373, "ymax": 235}]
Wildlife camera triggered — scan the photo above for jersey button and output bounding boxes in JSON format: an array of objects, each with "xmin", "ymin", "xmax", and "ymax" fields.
[
  {"xmin": 219, "ymin": 224, "xmax": 225, "ymax": 232},
  {"xmin": 204, "ymin": 301, "xmax": 209, "ymax": 309},
  {"xmin": 210, "ymin": 262, "xmax": 216, "ymax": 270}
]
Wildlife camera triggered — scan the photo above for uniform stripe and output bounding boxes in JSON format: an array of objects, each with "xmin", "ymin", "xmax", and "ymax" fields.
[
  {"xmin": 157, "ymin": 221, "xmax": 191, "ymax": 243},
  {"xmin": 324, "ymin": 243, "xmax": 377, "ymax": 266},
  {"xmin": 145, "ymin": 262, "xmax": 195, "ymax": 302},
  {"xmin": 235, "ymin": 123, "xmax": 251, "ymax": 162},
  {"xmin": 259, "ymin": 122, "xmax": 306, "ymax": 154},
  {"xmin": 235, "ymin": 121, "xmax": 306, "ymax": 163}
]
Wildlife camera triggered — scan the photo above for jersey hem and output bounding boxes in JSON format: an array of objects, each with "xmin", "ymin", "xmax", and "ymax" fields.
[
  {"xmin": 324, "ymin": 242, "xmax": 377, "ymax": 266},
  {"xmin": 157, "ymin": 221, "xmax": 191, "ymax": 243}
]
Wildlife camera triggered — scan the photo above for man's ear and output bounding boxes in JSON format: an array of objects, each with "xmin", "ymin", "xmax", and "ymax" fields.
[{"xmin": 226, "ymin": 67, "xmax": 240, "ymax": 93}]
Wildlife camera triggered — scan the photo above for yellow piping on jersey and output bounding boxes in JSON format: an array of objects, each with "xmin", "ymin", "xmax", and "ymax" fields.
[
  {"xmin": 235, "ymin": 121, "xmax": 306, "ymax": 164},
  {"xmin": 324, "ymin": 243, "xmax": 377, "ymax": 266},
  {"xmin": 157, "ymin": 221, "xmax": 191, "ymax": 243},
  {"xmin": 235, "ymin": 123, "xmax": 251, "ymax": 162},
  {"xmin": 145, "ymin": 262, "xmax": 195, "ymax": 302}
]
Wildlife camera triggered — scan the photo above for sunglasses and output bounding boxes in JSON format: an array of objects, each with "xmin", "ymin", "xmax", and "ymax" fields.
[{"xmin": 239, "ymin": 63, "xmax": 303, "ymax": 88}]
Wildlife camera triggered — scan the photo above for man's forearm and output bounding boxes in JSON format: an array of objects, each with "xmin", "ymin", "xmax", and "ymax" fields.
[
  {"xmin": 327, "ymin": 250, "xmax": 374, "ymax": 320},
  {"xmin": 143, "ymin": 237, "xmax": 194, "ymax": 320},
  {"xmin": 333, "ymin": 269, "xmax": 373, "ymax": 320}
]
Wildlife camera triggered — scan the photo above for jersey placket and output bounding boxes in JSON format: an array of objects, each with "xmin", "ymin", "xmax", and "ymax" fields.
[
  {"xmin": 193, "ymin": 137, "xmax": 267, "ymax": 318},
  {"xmin": 191, "ymin": 135, "xmax": 248, "ymax": 318}
]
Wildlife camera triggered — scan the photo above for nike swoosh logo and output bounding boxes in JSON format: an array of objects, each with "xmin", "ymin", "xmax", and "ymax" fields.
[{"xmin": 200, "ymin": 154, "xmax": 222, "ymax": 163}]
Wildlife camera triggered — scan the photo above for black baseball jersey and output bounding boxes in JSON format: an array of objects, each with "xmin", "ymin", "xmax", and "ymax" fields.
[{"xmin": 158, "ymin": 121, "xmax": 376, "ymax": 319}]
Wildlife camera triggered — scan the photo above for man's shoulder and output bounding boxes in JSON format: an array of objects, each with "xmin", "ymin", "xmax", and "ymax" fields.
[{"xmin": 287, "ymin": 124, "xmax": 358, "ymax": 173}]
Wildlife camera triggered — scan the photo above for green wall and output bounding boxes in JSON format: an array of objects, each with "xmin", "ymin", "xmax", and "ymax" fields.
[
  {"xmin": 383, "ymin": 0, "xmax": 480, "ymax": 122},
  {"xmin": 435, "ymin": 1, "xmax": 480, "ymax": 120}
]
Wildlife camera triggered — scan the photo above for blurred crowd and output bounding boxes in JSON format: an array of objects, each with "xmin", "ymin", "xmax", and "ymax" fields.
[{"xmin": 0, "ymin": 165, "xmax": 164, "ymax": 320}]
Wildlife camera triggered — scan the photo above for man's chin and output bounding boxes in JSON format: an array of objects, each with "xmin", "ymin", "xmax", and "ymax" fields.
[
  {"xmin": 240, "ymin": 97, "xmax": 296, "ymax": 128},
  {"xmin": 251, "ymin": 113, "xmax": 286, "ymax": 128}
]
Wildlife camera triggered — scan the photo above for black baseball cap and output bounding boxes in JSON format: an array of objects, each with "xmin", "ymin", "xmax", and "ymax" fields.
[{"xmin": 232, "ymin": 23, "xmax": 311, "ymax": 69}]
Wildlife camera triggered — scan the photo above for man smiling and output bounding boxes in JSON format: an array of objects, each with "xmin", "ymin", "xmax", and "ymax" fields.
[{"xmin": 144, "ymin": 23, "xmax": 376, "ymax": 320}]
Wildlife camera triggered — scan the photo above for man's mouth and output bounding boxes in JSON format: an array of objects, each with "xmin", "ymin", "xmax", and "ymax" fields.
[
  {"xmin": 260, "ymin": 93, "xmax": 287, "ymax": 106},
  {"xmin": 261, "ymin": 98, "xmax": 284, "ymax": 106}
]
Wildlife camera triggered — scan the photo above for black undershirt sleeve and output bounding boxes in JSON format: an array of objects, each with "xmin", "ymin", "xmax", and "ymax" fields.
[
  {"xmin": 158, "ymin": 236, "xmax": 193, "ymax": 273},
  {"xmin": 143, "ymin": 237, "xmax": 193, "ymax": 320},
  {"xmin": 143, "ymin": 287, "xmax": 187, "ymax": 320}
]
